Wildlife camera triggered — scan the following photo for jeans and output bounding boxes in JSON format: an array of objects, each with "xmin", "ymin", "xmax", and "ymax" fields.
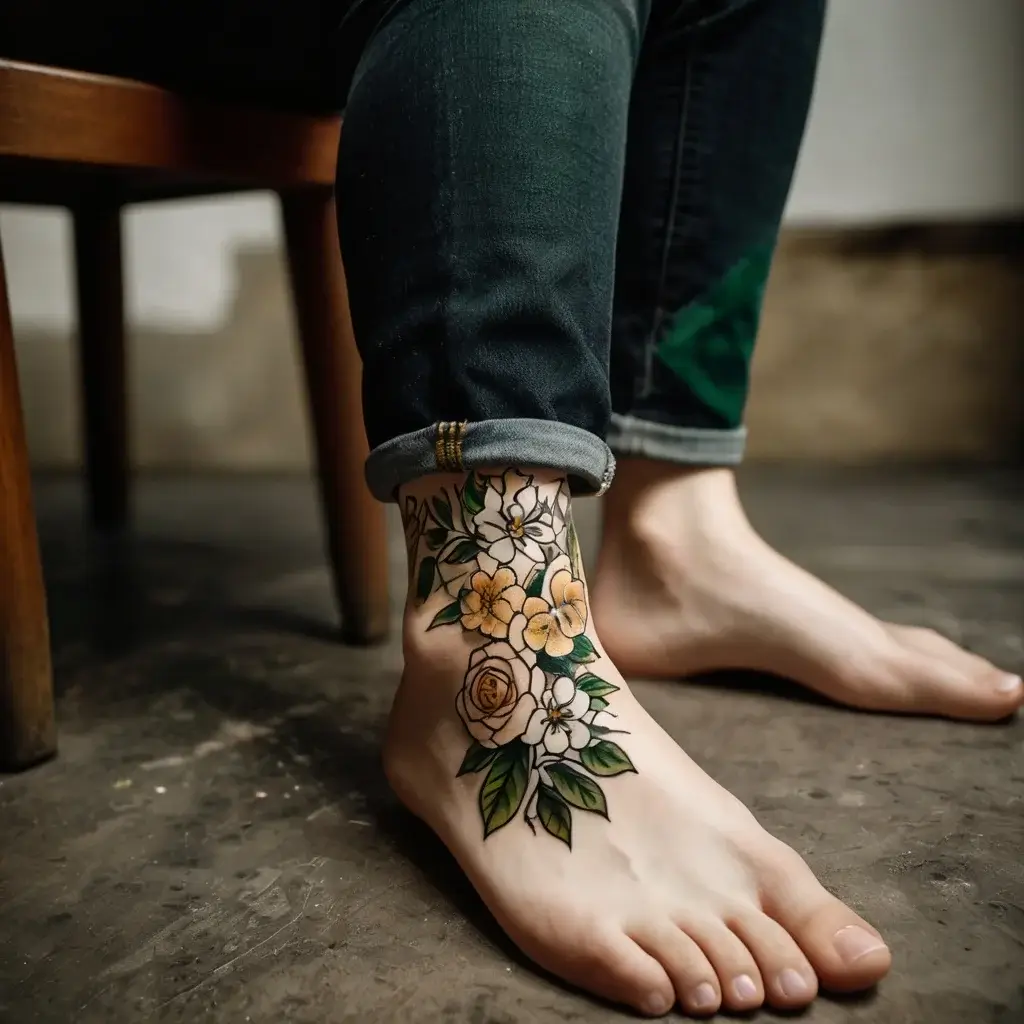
[
  {"xmin": 2, "ymin": 0, "xmax": 825, "ymax": 501},
  {"xmin": 337, "ymin": 0, "xmax": 826, "ymax": 499}
]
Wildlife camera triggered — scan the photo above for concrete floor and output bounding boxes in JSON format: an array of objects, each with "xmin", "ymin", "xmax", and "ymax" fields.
[{"xmin": 1, "ymin": 469, "xmax": 1022, "ymax": 1024}]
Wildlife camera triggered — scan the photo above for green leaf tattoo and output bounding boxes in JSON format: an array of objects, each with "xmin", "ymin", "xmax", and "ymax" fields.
[
  {"xmin": 524, "ymin": 566, "xmax": 547, "ymax": 599},
  {"xmin": 536, "ymin": 785, "xmax": 572, "ymax": 847},
  {"xmin": 425, "ymin": 526, "xmax": 448, "ymax": 551},
  {"xmin": 569, "ymin": 635, "xmax": 598, "ymax": 663},
  {"xmin": 535, "ymin": 651, "xmax": 575, "ymax": 676},
  {"xmin": 576, "ymin": 673, "xmax": 619, "ymax": 698},
  {"xmin": 400, "ymin": 469, "xmax": 636, "ymax": 849},
  {"xmin": 567, "ymin": 518, "xmax": 584, "ymax": 578},
  {"xmin": 545, "ymin": 763, "xmax": 609, "ymax": 818},
  {"xmin": 457, "ymin": 741, "xmax": 499, "ymax": 777},
  {"xmin": 479, "ymin": 741, "xmax": 531, "ymax": 837},
  {"xmin": 415, "ymin": 556, "xmax": 436, "ymax": 603},
  {"xmin": 428, "ymin": 600, "xmax": 463, "ymax": 630},
  {"xmin": 461, "ymin": 474, "xmax": 486, "ymax": 516},
  {"xmin": 431, "ymin": 496, "xmax": 454, "ymax": 530},
  {"xmin": 580, "ymin": 740, "xmax": 637, "ymax": 777},
  {"xmin": 445, "ymin": 539, "xmax": 481, "ymax": 564}
]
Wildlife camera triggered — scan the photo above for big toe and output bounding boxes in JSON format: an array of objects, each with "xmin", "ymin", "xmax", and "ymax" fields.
[
  {"xmin": 788, "ymin": 904, "xmax": 891, "ymax": 992},
  {"xmin": 760, "ymin": 848, "xmax": 891, "ymax": 992},
  {"xmin": 886, "ymin": 625, "xmax": 1023, "ymax": 721},
  {"xmin": 892, "ymin": 645, "xmax": 1023, "ymax": 721}
]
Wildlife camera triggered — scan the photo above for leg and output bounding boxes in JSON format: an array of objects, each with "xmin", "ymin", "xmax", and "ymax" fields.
[
  {"xmin": 73, "ymin": 201, "xmax": 129, "ymax": 531},
  {"xmin": 281, "ymin": 188, "xmax": 390, "ymax": 643},
  {"xmin": 338, "ymin": 0, "xmax": 621, "ymax": 483},
  {"xmin": 593, "ymin": 0, "xmax": 1022, "ymax": 720},
  {"xmin": 337, "ymin": 0, "xmax": 889, "ymax": 1013},
  {"xmin": 0, "ymin": 236, "xmax": 56, "ymax": 770}
]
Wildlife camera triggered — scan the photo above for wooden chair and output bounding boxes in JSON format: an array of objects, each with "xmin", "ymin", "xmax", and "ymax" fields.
[{"xmin": 0, "ymin": 59, "xmax": 390, "ymax": 771}]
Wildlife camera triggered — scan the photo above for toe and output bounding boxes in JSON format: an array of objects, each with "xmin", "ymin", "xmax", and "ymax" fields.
[
  {"xmin": 681, "ymin": 918, "xmax": 765, "ymax": 1012},
  {"xmin": 728, "ymin": 909, "xmax": 818, "ymax": 1009},
  {"xmin": 534, "ymin": 929, "xmax": 676, "ymax": 1017},
  {"xmin": 895, "ymin": 647, "xmax": 1022, "ymax": 721},
  {"xmin": 887, "ymin": 625, "xmax": 1023, "ymax": 721},
  {"xmin": 759, "ymin": 849, "xmax": 891, "ymax": 992},
  {"xmin": 633, "ymin": 925, "xmax": 721, "ymax": 1016},
  {"xmin": 888, "ymin": 624, "xmax": 988, "ymax": 675}
]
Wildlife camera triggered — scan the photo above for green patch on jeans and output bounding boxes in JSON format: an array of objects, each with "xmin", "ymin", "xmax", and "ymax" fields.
[{"xmin": 655, "ymin": 241, "xmax": 774, "ymax": 427}]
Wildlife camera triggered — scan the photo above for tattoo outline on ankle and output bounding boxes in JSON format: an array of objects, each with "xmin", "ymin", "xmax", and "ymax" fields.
[{"xmin": 403, "ymin": 469, "xmax": 635, "ymax": 847}]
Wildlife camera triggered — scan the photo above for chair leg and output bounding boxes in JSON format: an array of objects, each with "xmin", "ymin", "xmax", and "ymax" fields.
[
  {"xmin": 280, "ymin": 189, "xmax": 389, "ymax": 644},
  {"xmin": 0, "ymin": 238, "xmax": 56, "ymax": 770},
  {"xmin": 73, "ymin": 202, "xmax": 128, "ymax": 532}
]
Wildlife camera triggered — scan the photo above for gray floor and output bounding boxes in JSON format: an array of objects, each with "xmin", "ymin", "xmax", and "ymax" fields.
[{"xmin": 1, "ymin": 469, "xmax": 1022, "ymax": 1024}]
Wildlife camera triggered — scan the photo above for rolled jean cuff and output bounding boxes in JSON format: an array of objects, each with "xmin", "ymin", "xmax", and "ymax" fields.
[
  {"xmin": 365, "ymin": 418, "xmax": 617, "ymax": 502},
  {"xmin": 607, "ymin": 414, "xmax": 747, "ymax": 465}
]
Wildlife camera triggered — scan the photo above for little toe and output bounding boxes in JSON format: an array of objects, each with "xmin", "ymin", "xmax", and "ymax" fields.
[
  {"xmin": 575, "ymin": 932, "xmax": 676, "ymax": 1018},
  {"xmin": 682, "ymin": 919, "xmax": 765, "ymax": 1011},
  {"xmin": 634, "ymin": 925, "xmax": 721, "ymax": 1016},
  {"xmin": 728, "ymin": 910, "xmax": 818, "ymax": 1008},
  {"xmin": 760, "ymin": 853, "xmax": 891, "ymax": 992}
]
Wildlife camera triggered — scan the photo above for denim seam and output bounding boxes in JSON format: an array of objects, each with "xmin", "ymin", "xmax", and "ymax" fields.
[{"xmin": 663, "ymin": 0, "xmax": 762, "ymax": 35}]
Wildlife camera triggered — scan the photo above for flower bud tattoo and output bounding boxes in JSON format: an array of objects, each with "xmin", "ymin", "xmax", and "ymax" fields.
[{"xmin": 403, "ymin": 470, "xmax": 635, "ymax": 847}]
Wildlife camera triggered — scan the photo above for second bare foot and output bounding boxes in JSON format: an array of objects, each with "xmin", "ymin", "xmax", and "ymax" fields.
[{"xmin": 593, "ymin": 461, "xmax": 1023, "ymax": 721}]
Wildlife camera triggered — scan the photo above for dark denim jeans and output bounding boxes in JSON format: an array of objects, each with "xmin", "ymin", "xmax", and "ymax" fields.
[
  {"xmin": 2, "ymin": 0, "xmax": 824, "ymax": 501},
  {"xmin": 337, "ymin": 0, "xmax": 826, "ymax": 499}
]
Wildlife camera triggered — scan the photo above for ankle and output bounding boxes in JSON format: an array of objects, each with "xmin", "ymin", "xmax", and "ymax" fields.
[
  {"xmin": 394, "ymin": 467, "xmax": 646, "ymax": 843},
  {"xmin": 603, "ymin": 461, "xmax": 749, "ymax": 550},
  {"xmin": 397, "ymin": 463, "xmax": 583, "ymax": 707}
]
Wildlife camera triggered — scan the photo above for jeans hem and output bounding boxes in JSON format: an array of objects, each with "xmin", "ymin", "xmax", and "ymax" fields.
[
  {"xmin": 607, "ymin": 414, "xmax": 746, "ymax": 465},
  {"xmin": 365, "ymin": 419, "xmax": 617, "ymax": 502}
]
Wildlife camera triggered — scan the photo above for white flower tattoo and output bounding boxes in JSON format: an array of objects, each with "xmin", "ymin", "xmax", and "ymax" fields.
[
  {"xmin": 473, "ymin": 472, "xmax": 556, "ymax": 564},
  {"xmin": 523, "ymin": 676, "xmax": 592, "ymax": 754}
]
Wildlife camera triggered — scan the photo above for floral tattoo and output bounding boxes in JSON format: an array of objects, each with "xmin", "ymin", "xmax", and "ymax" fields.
[{"xmin": 403, "ymin": 470, "xmax": 635, "ymax": 848}]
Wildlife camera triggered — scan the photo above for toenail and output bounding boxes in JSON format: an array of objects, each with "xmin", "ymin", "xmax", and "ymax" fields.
[
  {"xmin": 732, "ymin": 974, "xmax": 758, "ymax": 1002},
  {"xmin": 832, "ymin": 925, "xmax": 887, "ymax": 963},
  {"xmin": 642, "ymin": 992, "xmax": 673, "ymax": 1016},
  {"xmin": 691, "ymin": 982, "xmax": 718, "ymax": 1011},
  {"xmin": 996, "ymin": 674, "xmax": 1022, "ymax": 694},
  {"xmin": 778, "ymin": 968, "xmax": 813, "ymax": 1000}
]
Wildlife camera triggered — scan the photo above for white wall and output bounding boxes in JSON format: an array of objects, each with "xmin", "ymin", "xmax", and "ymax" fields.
[
  {"xmin": 3, "ymin": 0, "xmax": 1022, "ymax": 335},
  {"xmin": 2, "ymin": 196, "xmax": 278, "ymax": 336},
  {"xmin": 789, "ymin": 0, "xmax": 1023, "ymax": 223}
]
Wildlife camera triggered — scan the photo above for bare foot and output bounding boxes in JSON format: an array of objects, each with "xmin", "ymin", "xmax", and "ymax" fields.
[
  {"xmin": 387, "ymin": 468, "xmax": 891, "ymax": 1016},
  {"xmin": 593, "ymin": 461, "xmax": 1023, "ymax": 722}
]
